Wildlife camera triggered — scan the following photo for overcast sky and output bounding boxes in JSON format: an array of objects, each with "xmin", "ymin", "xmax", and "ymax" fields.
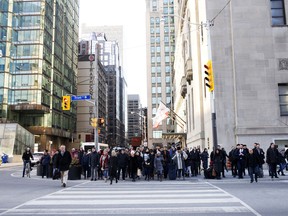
[{"xmin": 79, "ymin": 0, "xmax": 147, "ymax": 107}]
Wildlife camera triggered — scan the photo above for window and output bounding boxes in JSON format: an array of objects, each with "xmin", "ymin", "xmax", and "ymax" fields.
[
  {"xmin": 279, "ymin": 84, "xmax": 288, "ymax": 116},
  {"xmin": 271, "ymin": 0, "xmax": 286, "ymax": 25},
  {"xmin": 153, "ymin": 131, "xmax": 162, "ymax": 138}
]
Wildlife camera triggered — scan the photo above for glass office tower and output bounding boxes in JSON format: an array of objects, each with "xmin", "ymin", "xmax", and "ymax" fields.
[{"xmin": 0, "ymin": 0, "xmax": 79, "ymax": 150}]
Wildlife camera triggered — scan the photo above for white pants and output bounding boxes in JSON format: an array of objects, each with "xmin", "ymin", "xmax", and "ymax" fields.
[{"xmin": 61, "ymin": 170, "xmax": 69, "ymax": 185}]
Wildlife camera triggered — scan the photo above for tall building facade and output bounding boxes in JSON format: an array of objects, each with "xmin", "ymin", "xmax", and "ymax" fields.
[
  {"xmin": 79, "ymin": 32, "xmax": 126, "ymax": 147},
  {"xmin": 77, "ymin": 51, "xmax": 108, "ymax": 144},
  {"xmin": 173, "ymin": 0, "xmax": 288, "ymax": 151},
  {"xmin": 0, "ymin": 0, "xmax": 79, "ymax": 151},
  {"xmin": 145, "ymin": 0, "xmax": 176, "ymax": 148},
  {"xmin": 127, "ymin": 94, "xmax": 141, "ymax": 144}
]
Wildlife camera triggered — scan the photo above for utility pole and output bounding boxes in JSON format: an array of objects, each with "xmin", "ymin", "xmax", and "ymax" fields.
[
  {"xmin": 205, "ymin": 20, "xmax": 218, "ymax": 150},
  {"xmin": 89, "ymin": 41, "xmax": 99, "ymax": 151}
]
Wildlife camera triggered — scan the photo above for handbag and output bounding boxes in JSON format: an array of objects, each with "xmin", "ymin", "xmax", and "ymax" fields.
[
  {"xmin": 53, "ymin": 169, "xmax": 60, "ymax": 180},
  {"xmin": 137, "ymin": 168, "xmax": 142, "ymax": 177}
]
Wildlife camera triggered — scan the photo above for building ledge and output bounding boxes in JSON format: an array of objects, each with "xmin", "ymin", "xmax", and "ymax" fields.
[{"xmin": 9, "ymin": 104, "xmax": 50, "ymax": 113}]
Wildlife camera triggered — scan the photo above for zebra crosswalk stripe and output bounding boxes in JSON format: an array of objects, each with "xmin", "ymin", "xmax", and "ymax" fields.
[{"xmin": 2, "ymin": 181, "xmax": 260, "ymax": 215}]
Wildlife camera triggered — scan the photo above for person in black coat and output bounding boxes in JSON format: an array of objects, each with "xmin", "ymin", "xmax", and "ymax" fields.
[
  {"xmin": 246, "ymin": 149, "xmax": 260, "ymax": 183},
  {"xmin": 234, "ymin": 144, "xmax": 246, "ymax": 179},
  {"xmin": 22, "ymin": 147, "xmax": 34, "ymax": 177},
  {"xmin": 57, "ymin": 145, "xmax": 72, "ymax": 187},
  {"xmin": 190, "ymin": 147, "xmax": 200, "ymax": 177},
  {"xmin": 129, "ymin": 151, "xmax": 138, "ymax": 182},
  {"xmin": 41, "ymin": 150, "xmax": 51, "ymax": 178},
  {"xmin": 266, "ymin": 143, "xmax": 279, "ymax": 179},
  {"xmin": 200, "ymin": 148, "xmax": 209, "ymax": 170},
  {"xmin": 117, "ymin": 149, "xmax": 129, "ymax": 181},
  {"xmin": 52, "ymin": 150, "xmax": 59, "ymax": 179},
  {"xmin": 109, "ymin": 150, "xmax": 118, "ymax": 185},
  {"xmin": 89, "ymin": 147, "xmax": 99, "ymax": 181},
  {"xmin": 162, "ymin": 147, "xmax": 171, "ymax": 179},
  {"xmin": 211, "ymin": 149, "xmax": 223, "ymax": 179}
]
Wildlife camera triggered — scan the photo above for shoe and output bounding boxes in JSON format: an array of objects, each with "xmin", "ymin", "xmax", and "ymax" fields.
[
  {"xmin": 90, "ymin": 178, "xmax": 93, "ymax": 181},
  {"xmin": 63, "ymin": 183, "xmax": 66, "ymax": 187},
  {"xmin": 116, "ymin": 179, "xmax": 118, "ymax": 183},
  {"xmin": 250, "ymin": 180, "xmax": 253, "ymax": 183},
  {"xmin": 281, "ymin": 174, "xmax": 285, "ymax": 176},
  {"xmin": 255, "ymin": 178, "xmax": 258, "ymax": 183},
  {"xmin": 275, "ymin": 176, "xmax": 279, "ymax": 178},
  {"xmin": 132, "ymin": 179, "xmax": 136, "ymax": 182},
  {"xmin": 94, "ymin": 178, "xmax": 97, "ymax": 181},
  {"xmin": 110, "ymin": 181, "xmax": 112, "ymax": 185}
]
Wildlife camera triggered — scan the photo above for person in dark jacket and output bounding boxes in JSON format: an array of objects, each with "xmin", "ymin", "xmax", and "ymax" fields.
[
  {"xmin": 41, "ymin": 150, "xmax": 51, "ymax": 178},
  {"xmin": 277, "ymin": 148, "xmax": 286, "ymax": 176},
  {"xmin": 154, "ymin": 151, "xmax": 164, "ymax": 181},
  {"xmin": 129, "ymin": 151, "xmax": 138, "ymax": 182},
  {"xmin": 246, "ymin": 149, "xmax": 260, "ymax": 183},
  {"xmin": 57, "ymin": 145, "xmax": 72, "ymax": 187},
  {"xmin": 109, "ymin": 150, "xmax": 118, "ymax": 185},
  {"xmin": 22, "ymin": 147, "xmax": 34, "ymax": 178},
  {"xmin": 162, "ymin": 147, "xmax": 171, "ymax": 179},
  {"xmin": 266, "ymin": 143, "xmax": 279, "ymax": 179},
  {"xmin": 234, "ymin": 144, "xmax": 246, "ymax": 179},
  {"xmin": 211, "ymin": 149, "xmax": 223, "ymax": 179},
  {"xmin": 81, "ymin": 151, "xmax": 90, "ymax": 179},
  {"xmin": 89, "ymin": 147, "xmax": 99, "ymax": 181},
  {"xmin": 117, "ymin": 149, "xmax": 129, "ymax": 181},
  {"xmin": 200, "ymin": 148, "xmax": 209, "ymax": 170},
  {"xmin": 52, "ymin": 150, "xmax": 59, "ymax": 179},
  {"xmin": 228, "ymin": 146, "xmax": 237, "ymax": 177},
  {"xmin": 190, "ymin": 147, "xmax": 200, "ymax": 176}
]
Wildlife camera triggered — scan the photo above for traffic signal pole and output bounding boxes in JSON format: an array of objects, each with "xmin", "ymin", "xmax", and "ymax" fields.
[{"xmin": 205, "ymin": 20, "xmax": 218, "ymax": 151}]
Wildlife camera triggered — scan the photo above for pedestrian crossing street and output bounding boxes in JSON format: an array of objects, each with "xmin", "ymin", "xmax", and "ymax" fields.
[{"xmin": 1, "ymin": 181, "xmax": 260, "ymax": 216}]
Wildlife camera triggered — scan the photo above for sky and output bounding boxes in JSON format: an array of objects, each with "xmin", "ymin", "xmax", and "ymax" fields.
[{"xmin": 79, "ymin": 0, "xmax": 147, "ymax": 107}]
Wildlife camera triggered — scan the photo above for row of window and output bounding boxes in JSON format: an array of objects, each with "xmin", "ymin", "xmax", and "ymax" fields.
[{"xmin": 270, "ymin": 0, "xmax": 286, "ymax": 25}]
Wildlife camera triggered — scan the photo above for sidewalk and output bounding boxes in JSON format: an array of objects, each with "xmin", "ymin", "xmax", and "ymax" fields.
[{"xmin": 0, "ymin": 162, "xmax": 22, "ymax": 169}]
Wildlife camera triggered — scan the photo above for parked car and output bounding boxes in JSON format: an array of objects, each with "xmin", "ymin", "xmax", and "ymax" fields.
[{"xmin": 31, "ymin": 152, "xmax": 44, "ymax": 167}]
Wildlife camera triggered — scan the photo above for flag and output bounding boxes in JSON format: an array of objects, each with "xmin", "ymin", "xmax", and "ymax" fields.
[{"xmin": 152, "ymin": 102, "xmax": 170, "ymax": 128}]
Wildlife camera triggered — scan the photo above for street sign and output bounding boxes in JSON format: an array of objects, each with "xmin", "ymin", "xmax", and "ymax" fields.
[{"xmin": 71, "ymin": 95, "xmax": 91, "ymax": 101}]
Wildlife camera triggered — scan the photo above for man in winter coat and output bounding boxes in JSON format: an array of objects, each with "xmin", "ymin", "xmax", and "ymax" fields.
[
  {"xmin": 117, "ymin": 149, "xmax": 129, "ymax": 181},
  {"xmin": 41, "ymin": 150, "xmax": 51, "ymax": 178},
  {"xmin": 246, "ymin": 149, "xmax": 260, "ymax": 183},
  {"xmin": 266, "ymin": 143, "xmax": 279, "ymax": 179},
  {"xmin": 89, "ymin": 147, "xmax": 99, "ymax": 181},
  {"xmin": 57, "ymin": 145, "xmax": 72, "ymax": 187}
]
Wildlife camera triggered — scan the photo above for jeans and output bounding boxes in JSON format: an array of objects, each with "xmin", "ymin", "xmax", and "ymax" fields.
[
  {"xmin": 22, "ymin": 160, "xmax": 30, "ymax": 177},
  {"xmin": 91, "ymin": 166, "xmax": 97, "ymax": 180},
  {"xmin": 42, "ymin": 164, "xmax": 49, "ymax": 178}
]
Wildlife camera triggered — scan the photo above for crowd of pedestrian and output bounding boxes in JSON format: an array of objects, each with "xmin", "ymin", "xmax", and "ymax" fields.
[{"xmin": 23, "ymin": 142, "xmax": 288, "ymax": 187}]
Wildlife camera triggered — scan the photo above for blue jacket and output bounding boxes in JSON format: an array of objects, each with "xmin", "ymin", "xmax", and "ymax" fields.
[{"xmin": 41, "ymin": 154, "xmax": 51, "ymax": 166}]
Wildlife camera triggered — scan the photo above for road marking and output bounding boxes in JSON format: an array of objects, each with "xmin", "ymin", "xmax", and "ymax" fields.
[
  {"xmin": 2, "ymin": 181, "xmax": 260, "ymax": 215},
  {"xmin": 206, "ymin": 182, "xmax": 262, "ymax": 216}
]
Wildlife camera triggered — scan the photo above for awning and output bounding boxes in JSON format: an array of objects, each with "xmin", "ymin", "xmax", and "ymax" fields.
[{"xmin": 162, "ymin": 133, "xmax": 186, "ymax": 140}]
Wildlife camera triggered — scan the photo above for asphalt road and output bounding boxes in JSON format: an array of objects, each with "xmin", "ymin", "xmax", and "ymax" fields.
[{"xmin": 0, "ymin": 166, "xmax": 287, "ymax": 216}]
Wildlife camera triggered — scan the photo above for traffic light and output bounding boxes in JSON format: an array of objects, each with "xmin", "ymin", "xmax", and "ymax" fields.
[
  {"xmin": 90, "ymin": 118, "xmax": 97, "ymax": 128},
  {"xmin": 98, "ymin": 118, "xmax": 105, "ymax": 127},
  {"xmin": 204, "ymin": 60, "xmax": 214, "ymax": 92},
  {"xmin": 62, "ymin": 96, "xmax": 71, "ymax": 110}
]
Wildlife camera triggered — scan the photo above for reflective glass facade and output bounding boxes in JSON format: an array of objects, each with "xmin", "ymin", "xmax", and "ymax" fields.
[{"xmin": 0, "ymin": 0, "xmax": 79, "ymax": 148}]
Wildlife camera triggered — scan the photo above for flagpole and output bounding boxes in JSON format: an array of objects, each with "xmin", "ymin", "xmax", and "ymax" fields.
[{"xmin": 160, "ymin": 101, "xmax": 186, "ymax": 124}]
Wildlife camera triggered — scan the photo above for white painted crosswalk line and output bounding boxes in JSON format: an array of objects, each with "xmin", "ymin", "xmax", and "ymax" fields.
[{"xmin": 3, "ymin": 181, "xmax": 260, "ymax": 215}]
